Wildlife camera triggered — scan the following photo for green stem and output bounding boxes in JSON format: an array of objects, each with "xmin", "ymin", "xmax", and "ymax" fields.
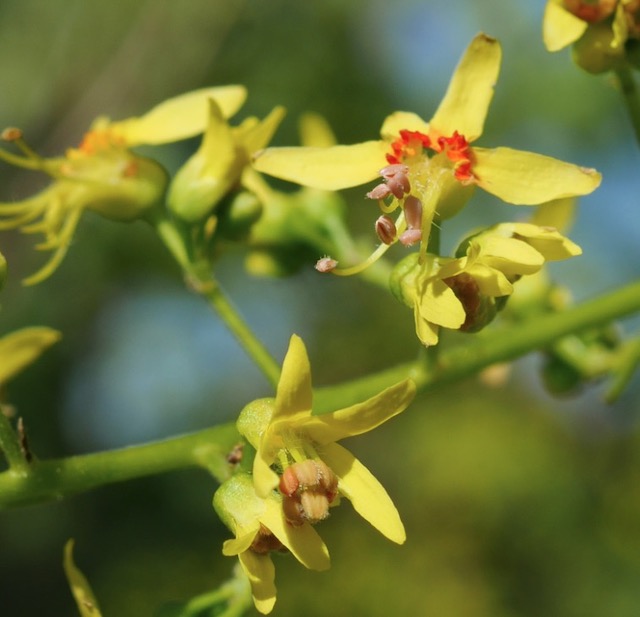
[
  {"xmin": 0, "ymin": 413, "xmax": 27, "ymax": 472},
  {"xmin": 153, "ymin": 213, "xmax": 281, "ymax": 389},
  {"xmin": 314, "ymin": 279, "xmax": 640, "ymax": 411},
  {"xmin": 615, "ymin": 64, "xmax": 640, "ymax": 146},
  {"xmin": 0, "ymin": 423, "xmax": 239, "ymax": 509}
]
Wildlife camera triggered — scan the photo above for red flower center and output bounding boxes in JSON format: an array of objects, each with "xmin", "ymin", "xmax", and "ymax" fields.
[{"xmin": 386, "ymin": 129, "xmax": 475, "ymax": 184}]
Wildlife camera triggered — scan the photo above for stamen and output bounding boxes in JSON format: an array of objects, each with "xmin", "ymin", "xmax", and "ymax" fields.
[{"xmin": 375, "ymin": 215, "xmax": 397, "ymax": 244}]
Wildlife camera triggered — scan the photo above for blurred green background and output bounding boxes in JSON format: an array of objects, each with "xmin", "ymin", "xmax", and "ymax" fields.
[{"xmin": 1, "ymin": 0, "xmax": 639, "ymax": 615}]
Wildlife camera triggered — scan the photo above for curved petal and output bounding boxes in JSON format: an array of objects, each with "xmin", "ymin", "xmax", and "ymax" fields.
[
  {"xmin": 253, "ymin": 450, "xmax": 280, "ymax": 498},
  {"xmin": 321, "ymin": 442, "xmax": 406, "ymax": 544},
  {"xmin": 472, "ymin": 147, "xmax": 602, "ymax": 205},
  {"xmin": 430, "ymin": 34, "xmax": 501, "ymax": 141},
  {"xmin": 238, "ymin": 551, "xmax": 277, "ymax": 615},
  {"xmin": 238, "ymin": 106, "xmax": 287, "ymax": 154},
  {"xmin": 223, "ymin": 528, "xmax": 260, "ymax": 556},
  {"xmin": 414, "ymin": 305, "xmax": 440, "ymax": 347},
  {"xmin": 0, "ymin": 327, "xmax": 61, "ymax": 384},
  {"xmin": 543, "ymin": 1, "xmax": 588, "ymax": 52},
  {"xmin": 253, "ymin": 141, "xmax": 388, "ymax": 190},
  {"xmin": 506, "ymin": 222, "xmax": 582, "ymax": 260},
  {"xmin": 261, "ymin": 498, "xmax": 330, "ymax": 571},
  {"xmin": 299, "ymin": 379, "xmax": 416, "ymax": 444},
  {"xmin": 274, "ymin": 334, "xmax": 313, "ymax": 419},
  {"xmin": 299, "ymin": 112, "xmax": 337, "ymax": 147},
  {"xmin": 111, "ymin": 85, "xmax": 247, "ymax": 146},
  {"xmin": 419, "ymin": 279, "xmax": 466, "ymax": 328},
  {"xmin": 466, "ymin": 264, "xmax": 514, "ymax": 296},
  {"xmin": 380, "ymin": 111, "xmax": 430, "ymax": 140}
]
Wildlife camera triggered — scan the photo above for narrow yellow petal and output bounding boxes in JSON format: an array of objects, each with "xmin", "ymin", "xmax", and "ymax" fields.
[
  {"xmin": 321, "ymin": 442, "xmax": 406, "ymax": 544},
  {"xmin": 0, "ymin": 327, "xmax": 61, "ymax": 384},
  {"xmin": 414, "ymin": 306, "xmax": 440, "ymax": 346},
  {"xmin": 238, "ymin": 106, "xmax": 287, "ymax": 155},
  {"xmin": 507, "ymin": 222, "xmax": 582, "ymax": 260},
  {"xmin": 380, "ymin": 111, "xmax": 430, "ymax": 140},
  {"xmin": 430, "ymin": 33, "xmax": 501, "ymax": 141},
  {"xmin": 299, "ymin": 379, "xmax": 415, "ymax": 444},
  {"xmin": 223, "ymin": 528, "xmax": 260, "ymax": 556},
  {"xmin": 273, "ymin": 335, "xmax": 313, "ymax": 419},
  {"xmin": 253, "ymin": 451, "xmax": 280, "ymax": 498},
  {"xmin": 253, "ymin": 141, "xmax": 388, "ymax": 190},
  {"xmin": 529, "ymin": 197, "xmax": 576, "ymax": 232},
  {"xmin": 238, "ymin": 551, "xmax": 277, "ymax": 615},
  {"xmin": 261, "ymin": 498, "xmax": 330, "ymax": 571},
  {"xmin": 473, "ymin": 147, "xmax": 601, "ymax": 205},
  {"xmin": 63, "ymin": 540, "xmax": 103, "ymax": 617},
  {"xmin": 111, "ymin": 85, "xmax": 247, "ymax": 146},
  {"xmin": 543, "ymin": 1, "xmax": 588, "ymax": 52}
]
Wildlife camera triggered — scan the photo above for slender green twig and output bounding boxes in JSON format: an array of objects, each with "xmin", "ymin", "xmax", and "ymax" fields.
[
  {"xmin": 0, "ymin": 423, "xmax": 239, "ymax": 509},
  {"xmin": 153, "ymin": 213, "xmax": 281, "ymax": 389},
  {"xmin": 615, "ymin": 64, "xmax": 640, "ymax": 146}
]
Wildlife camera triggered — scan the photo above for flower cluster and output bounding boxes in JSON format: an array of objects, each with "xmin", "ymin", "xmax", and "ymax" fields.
[{"xmin": 214, "ymin": 335, "xmax": 415, "ymax": 613}]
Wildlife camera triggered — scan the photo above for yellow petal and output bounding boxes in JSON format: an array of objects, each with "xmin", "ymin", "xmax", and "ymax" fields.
[
  {"xmin": 299, "ymin": 379, "xmax": 415, "ymax": 444},
  {"xmin": 529, "ymin": 197, "xmax": 576, "ymax": 232},
  {"xmin": 321, "ymin": 442, "xmax": 406, "ymax": 544},
  {"xmin": 0, "ymin": 327, "xmax": 61, "ymax": 384},
  {"xmin": 472, "ymin": 147, "xmax": 601, "ymax": 205},
  {"xmin": 238, "ymin": 106, "xmax": 287, "ymax": 155},
  {"xmin": 507, "ymin": 222, "xmax": 582, "ymax": 260},
  {"xmin": 543, "ymin": 1, "xmax": 588, "ymax": 51},
  {"xmin": 430, "ymin": 33, "xmax": 501, "ymax": 141},
  {"xmin": 466, "ymin": 264, "xmax": 514, "ymax": 296},
  {"xmin": 380, "ymin": 111, "xmax": 430, "ymax": 140},
  {"xmin": 273, "ymin": 334, "xmax": 313, "ymax": 419},
  {"xmin": 111, "ymin": 85, "xmax": 247, "ymax": 146},
  {"xmin": 63, "ymin": 540, "xmax": 102, "ymax": 617},
  {"xmin": 253, "ymin": 450, "xmax": 280, "ymax": 498},
  {"xmin": 223, "ymin": 528, "xmax": 260, "ymax": 556},
  {"xmin": 299, "ymin": 112, "xmax": 337, "ymax": 147},
  {"xmin": 418, "ymin": 279, "xmax": 466, "ymax": 328},
  {"xmin": 238, "ymin": 550, "xmax": 277, "ymax": 615},
  {"xmin": 253, "ymin": 141, "xmax": 388, "ymax": 190},
  {"xmin": 414, "ymin": 306, "xmax": 440, "ymax": 346},
  {"xmin": 479, "ymin": 236, "xmax": 545, "ymax": 275},
  {"xmin": 261, "ymin": 497, "xmax": 330, "ymax": 571}
]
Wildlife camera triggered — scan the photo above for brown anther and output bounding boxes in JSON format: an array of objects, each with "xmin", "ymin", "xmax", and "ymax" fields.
[
  {"xmin": 1, "ymin": 127, "xmax": 23, "ymax": 142},
  {"xmin": 375, "ymin": 215, "xmax": 397, "ymax": 245},
  {"xmin": 225, "ymin": 442, "xmax": 244, "ymax": 465},
  {"xmin": 250, "ymin": 524, "xmax": 287, "ymax": 554},
  {"xmin": 379, "ymin": 164, "xmax": 409, "ymax": 179},
  {"xmin": 366, "ymin": 183, "xmax": 392, "ymax": 200},
  {"xmin": 399, "ymin": 228, "xmax": 422, "ymax": 246},
  {"xmin": 403, "ymin": 195, "xmax": 423, "ymax": 230},
  {"xmin": 315, "ymin": 256, "xmax": 338, "ymax": 273}
]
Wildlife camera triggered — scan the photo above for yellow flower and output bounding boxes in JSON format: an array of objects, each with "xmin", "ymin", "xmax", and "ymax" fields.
[
  {"xmin": 253, "ymin": 34, "xmax": 601, "ymax": 253},
  {"xmin": 168, "ymin": 100, "xmax": 285, "ymax": 222},
  {"xmin": 543, "ymin": 1, "xmax": 640, "ymax": 72},
  {"xmin": 0, "ymin": 327, "xmax": 61, "ymax": 386},
  {"xmin": 237, "ymin": 335, "xmax": 416, "ymax": 544},
  {"xmin": 0, "ymin": 87, "xmax": 246, "ymax": 284},
  {"xmin": 214, "ymin": 473, "xmax": 329, "ymax": 614},
  {"xmin": 391, "ymin": 223, "xmax": 582, "ymax": 346}
]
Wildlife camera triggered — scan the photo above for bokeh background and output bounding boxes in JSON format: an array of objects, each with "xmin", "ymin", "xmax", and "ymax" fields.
[{"xmin": 1, "ymin": 0, "xmax": 640, "ymax": 615}]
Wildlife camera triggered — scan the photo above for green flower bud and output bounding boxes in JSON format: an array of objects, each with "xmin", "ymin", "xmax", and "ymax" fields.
[
  {"xmin": 216, "ymin": 191, "xmax": 263, "ymax": 242},
  {"xmin": 389, "ymin": 252, "xmax": 421, "ymax": 308},
  {"xmin": 572, "ymin": 21, "xmax": 623, "ymax": 73}
]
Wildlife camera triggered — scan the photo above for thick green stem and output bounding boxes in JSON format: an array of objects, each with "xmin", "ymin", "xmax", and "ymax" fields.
[
  {"xmin": 0, "ymin": 423, "xmax": 239, "ymax": 509},
  {"xmin": 615, "ymin": 65, "xmax": 640, "ymax": 146},
  {"xmin": 314, "ymin": 279, "xmax": 640, "ymax": 411}
]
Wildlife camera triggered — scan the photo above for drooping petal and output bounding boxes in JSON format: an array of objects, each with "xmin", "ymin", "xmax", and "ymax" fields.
[
  {"xmin": 419, "ymin": 279, "xmax": 466, "ymax": 328},
  {"xmin": 0, "ymin": 327, "xmax": 61, "ymax": 384},
  {"xmin": 414, "ymin": 305, "xmax": 440, "ymax": 347},
  {"xmin": 298, "ymin": 379, "xmax": 415, "ymax": 445},
  {"xmin": 273, "ymin": 335, "xmax": 313, "ymax": 419},
  {"xmin": 472, "ymin": 147, "xmax": 601, "ymax": 205},
  {"xmin": 253, "ymin": 142, "xmax": 388, "ymax": 190},
  {"xmin": 261, "ymin": 497, "xmax": 331, "ymax": 571},
  {"xmin": 110, "ymin": 85, "xmax": 247, "ymax": 146},
  {"xmin": 238, "ymin": 550, "xmax": 277, "ymax": 615},
  {"xmin": 321, "ymin": 442, "xmax": 406, "ymax": 544},
  {"xmin": 223, "ymin": 528, "xmax": 261, "ymax": 556},
  {"xmin": 380, "ymin": 111, "xmax": 430, "ymax": 140},
  {"xmin": 430, "ymin": 33, "xmax": 501, "ymax": 142},
  {"xmin": 543, "ymin": 1, "xmax": 589, "ymax": 52}
]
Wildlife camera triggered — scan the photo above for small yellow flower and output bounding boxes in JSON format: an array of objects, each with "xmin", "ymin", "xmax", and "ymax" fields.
[
  {"xmin": 543, "ymin": 0, "xmax": 640, "ymax": 72},
  {"xmin": 391, "ymin": 223, "xmax": 582, "ymax": 346},
  {"xmin": 0, "ymin": 87, "xmax": 246, "ymax": 284},
  {"xmin": 253, "ymin": 34, "xmax": 601, "ymax": 253},
  {"xmin": 168, "ymin": 100, "xmax": 285, "ymax": 222},
  {"xmin": 0, "ymin": 327, "xmax": 61, "ymax": 386},
  {"xmin": 214, "ymin": 473, "xmax": 329, "ymax": 614},
  {"xmin": 237, "ymin": 334, "xmax": 416, "ymax": 544}
]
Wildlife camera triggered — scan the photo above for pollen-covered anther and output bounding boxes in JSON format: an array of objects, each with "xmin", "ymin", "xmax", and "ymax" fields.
[
  {"xmin": 399, "ymin": 228, "xmax": 422, "ymax": 246},
  {"xmin": 1, "ymin": 127, "xmax": 23, "ymax": 142},
  {"xmin": 279, "ymin": 460, "xmax": 339, "ymax": 526},
  {"xmin": 403, "ymin": 195, "xmax": 423, "ymax": 230},
  {"xmin": 366, "ymin": 183, "xmax": 392, "ymax": 200},
  {"xmin": 375, "ymin": 215, "xmax": 397, "ymax": 245},
  {"xmin": 315, "ymin": 256, "xmax": 338, "ymax": 273}
]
